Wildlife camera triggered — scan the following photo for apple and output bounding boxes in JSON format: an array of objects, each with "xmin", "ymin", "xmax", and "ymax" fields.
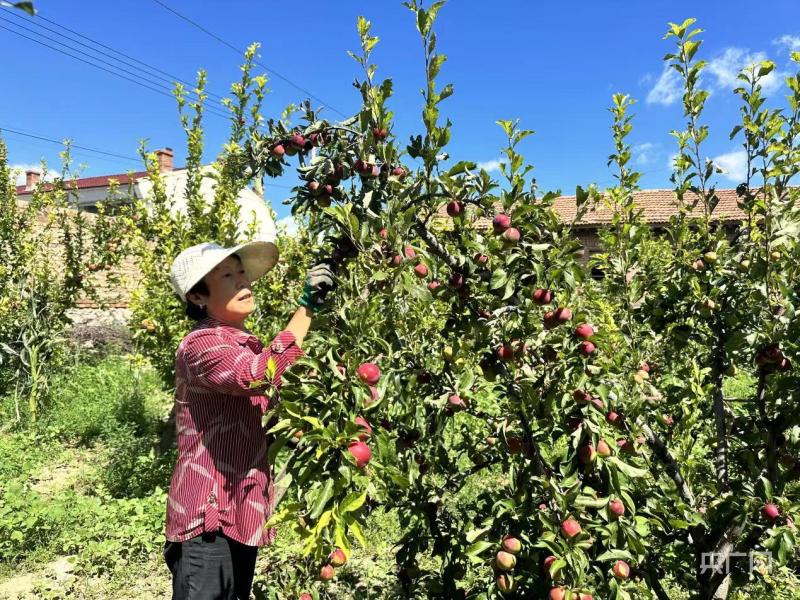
[
  {"xmin": 498, "ymin": 343, "xmax": 515, "ymax": 362},
  {"xmin": 596, "ymin": 439, "xmax": 612, "ymax": 457},
  {"xmin": 320, "ymin": 564, "xmax": 335, "ymax": 581},
  {"xmin": 496, "ymin": 573, "xmax": 516, "ymax": 593},
  {"xmin": 762, "ymin": 503, "xmax": 780, "ymax": 521},
  {"xmin": 612, "ymin": 560, "xmax": 630, "ymax": 579},
  {"xmin": 389, "ymin": 254, "xmax": 403, "ymax": 267},
  {"xmin": 618, "ymin": 438, "xmax": 636, "ymax": 455},
  {"xmin": 703, "ymin": 250, "xmax": 718, "ymax": 264},
  {"xmin": 307, "ymin": 181, "xmax": 321, "ymax": 195},
  {"xmin": 577, "ymin": 594, "xmax": 594, "ymax": 600},
  {"xmin": 404, "ymin": 246, "xmax": 416, "ymax": 259},
  {"xmin": 270, "ymin": 144, "xmax": 285, "ymax": 157},
  {"xmin": 543, "ymin": 311, "xmax": 558, "ymax": 329},
  {"xmin": 661, "ymin": 414, "xmax": 674, "ymax": 426},
  {"xmin": 357, "ymin": 363, "xmax": 380, "ymax": 385},
  {"xmin": 555, "ymin": 307, "xmax": 573, "ymax": 323},
  {"xmin": 501, "ymin": 535, "xmax": 522, "ymax": 555},
  {"xmin": 579, "ymin": 444, "xmax": 596, "ymax": 464},
  {"xmin": 533, "ymin": 288, "xmax": 553, "ymax": 305},
  {"xmin": 640, "ymin": 362, "xmax": 650, "ymax": 373},
  {"xmin": 609, "ymin": 499, "xmax": 625, "ymax": 518},
  {"xmin": 574, "ymin": 323, "xmax": 594, "ymax": 339},
  {"xmin": 354, "ymin": 416, "xmax": 372, "ymax": 441},
  {"xmin": 692, "ymin": 259, "xmax": 705, "ymax": 271},
  {"xmin": 573, "ymin": 389, "xmax": 591, "ymax": 404},
  {"xmin": 391, "ymin": 166, "xmax": 406, "ymax": 178},
  {"xmin": 606, "ymin": 411, "xmax": 623, "ymax": 427},
  {"xmin": 778, "ymin": 357, "xmax": 792, "ymax": 372},
  {"xmin": 446, "ymin": 200, "xmax": 464, "ymax": 217},
  {"xmin": 367, "ymin": 385, "xmax": 380, "ymax": 405},
  {"xmin": 442, "ymin": 346, "xmax": 454, "ymax": 361},
  {"xmin": 495, "ymin": 551, "xmax": 517, "ymax": 571},
  {"xmin": 447, "ymin": 394, "xmax": 466, "ymax": 410},
  {"xmin": 414, "ymin": 263, "xmax": 429, "ymax": 278},
  {"xmin": 428, "ymin": 280, "xmax": 440, "ymax": 291},
  {"xmin": 549, "ymin": 587, "xmax": 567, "ymax": 600},
  {"xmin": 578, "ymin": 341, "xmax": 596, "ymax": 356},
  {"xmin": 329, "ymin": 547, "xmax": 347, "ymax": 567},
  {"xmin": 474, "ymin": 253, "xmax": 489, "ymax": 265},
  {"xmin": 290, "ymin": 133, "xmax": 306, "ymax": 150},
  {"xmin": 493, "ymin": 213, "xmax": 512, "ymax": 234},
  {"xmin": 378, "ymin": 228, "xmax": 389, "ymax": 239},
  {"xmin": 771, "ymin": 250, "xmax": 781, "ymax": 261},
  {"xmin": 372, "ymin": 126, "xmax": 388, "ymax": 139},
  {"xmin": 591, "ymin": 397, "xmax": 605, "ymax": 411},
  {"xmin": 299, "ymin": 594, "xmax": 313, "ymax": 600},
  {"xmin": 502, "ymin": 227, "xmax": 520, "ymax": 245},
  {"xmin": 543, "ymin": 555, "xmax": 562, "ymax": 579},
  {"xmin": 347, "ymin": 441, "xmax": 372, "ymax": 468},
  {"xmin": 449, "ymin": 273, "xmax": 465, "ymax": 289},
  {"xmin": 561, "ymin": 517, "xmax": 581, "ymax": 538}
]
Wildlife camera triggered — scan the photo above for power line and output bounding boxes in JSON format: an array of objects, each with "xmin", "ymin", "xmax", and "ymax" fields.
[
  {"xmin": 149, "ymin": 0, "xmax": 348, "ymax": 119},
  {"xmin": 0, "ymin": 20, "xmax": 231, "ymax": 121},
  {"xmin": 2, "ymin": 7, "xmax": 228, "ymax": 105},
  {"xmin": 0, "ymin": 125, "xmax": 142, "ymax": 163}
]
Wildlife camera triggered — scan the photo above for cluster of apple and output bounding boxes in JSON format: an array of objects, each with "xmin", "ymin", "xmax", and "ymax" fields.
[
  {"xmin": 343, "ymin": 362, "xmax": 380, "ymax": 468},
  {"xmin": 493, "ymin": 534, "xmax": 522, "ymax": 593},
  {"xmin": 755, "ymin": 342, "xmax": 792, "ymax": 374},
  {"xmin": 314, "ymin": 546, "xmax": 347, "ymax": 586}
]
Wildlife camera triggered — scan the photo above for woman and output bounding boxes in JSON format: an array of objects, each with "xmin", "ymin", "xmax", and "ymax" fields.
[{"xmin": 163, "ymin": 240, "xmax": 334, "ymax": 600}]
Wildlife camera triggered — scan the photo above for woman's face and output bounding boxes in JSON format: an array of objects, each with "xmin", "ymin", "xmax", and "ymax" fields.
[{"xmin": 188, "ymin": 256, "xmax": 255, "ymax": 326}]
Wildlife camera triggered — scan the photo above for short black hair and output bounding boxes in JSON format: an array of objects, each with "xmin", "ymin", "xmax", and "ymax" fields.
[
  {"xmin": 186, "ymin": 278, "xmax": 209, "ymax": 320},
  {"xmin": 184, "ymin": 253, "xmax": 242, "ymax": 321}
]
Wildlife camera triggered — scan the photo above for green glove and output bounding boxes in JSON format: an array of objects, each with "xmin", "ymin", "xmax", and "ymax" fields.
[{"xmin": 298, "ymin": 262, "xmax": 336, "ymax": 312}]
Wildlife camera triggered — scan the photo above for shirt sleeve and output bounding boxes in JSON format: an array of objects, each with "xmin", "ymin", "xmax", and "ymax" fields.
[{"xmin": 181, "ymin": 329, "xmax": 303, "ymax": 398}]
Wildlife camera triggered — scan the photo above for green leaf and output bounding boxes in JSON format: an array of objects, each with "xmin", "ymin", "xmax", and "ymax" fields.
[
  {"xmin": 340, "ymin": 489, "xmax": 368, "ymax": 514},
  {"xmin": 465, "ymin": 540, "xmax": 494, "ymax": 562},
  {"xmin": 309, "ymin": 479, "xmax": 335, "ymax": 520},
  {"xmin": 596, "ymin": 548, "xmax": 635, "ymax": 562},
  {"xmin": 607, "ymin": 456, "xmax": 649, "ymax": 478}
]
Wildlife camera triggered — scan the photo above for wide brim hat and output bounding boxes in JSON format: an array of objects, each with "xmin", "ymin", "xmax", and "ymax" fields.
[{"xmin": 169, "ymin": 240, "xmax": 279, "ymax": 302}]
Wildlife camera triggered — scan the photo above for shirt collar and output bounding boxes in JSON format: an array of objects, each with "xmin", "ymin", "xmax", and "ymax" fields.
[{"xmin": 197, "ymin": 316, "xmax": 258, "ymax": 344}]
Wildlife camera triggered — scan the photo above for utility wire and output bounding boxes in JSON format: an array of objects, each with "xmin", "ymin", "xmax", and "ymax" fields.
[
  {"xmin": 0, "ymin": 125, "xmax": 142, "ymax": 163},
  {"xmin": 149, "ymin": 0, "xmax": 348, "ymax": 118},
  {"xmin": 0, "ymin": 21, "xmax": 231, "ymax": 120},
  {"xmin": 2, "ymin": 7, "xmax": 228, "ymax": 105}
]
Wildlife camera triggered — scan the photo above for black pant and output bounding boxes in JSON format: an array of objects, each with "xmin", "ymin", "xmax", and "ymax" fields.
[{"xmin": 164, "ymin": 532, "xmax": 258, "ymax": 600}]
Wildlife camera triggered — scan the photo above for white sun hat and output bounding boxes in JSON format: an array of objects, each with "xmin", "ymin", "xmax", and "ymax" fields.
[{"xmin": 169, "ymin": 240, "xmax": 278, "ymax": 302}]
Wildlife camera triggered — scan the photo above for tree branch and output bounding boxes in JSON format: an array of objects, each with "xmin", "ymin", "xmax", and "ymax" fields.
[
  {"xmin": 640, "ymin": 422, "xmax": 696, "ymax": 508},
  {"xmin": 413, "ymin": 217, "xmax": 461, "ymax": 271}
]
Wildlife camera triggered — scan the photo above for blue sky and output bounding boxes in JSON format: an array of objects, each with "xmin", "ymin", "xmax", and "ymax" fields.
[{"xmin": 3, "ymin": 0, "xmax": 800, "ymax": 220}]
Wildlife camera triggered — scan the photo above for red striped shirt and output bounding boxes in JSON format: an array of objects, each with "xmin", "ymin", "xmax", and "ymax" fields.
[{"xmin": 165, "ymin": 317, "xmax": 302, "ymax": 547}]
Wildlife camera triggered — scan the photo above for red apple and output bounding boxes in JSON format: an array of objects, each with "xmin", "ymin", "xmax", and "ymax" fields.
[
  {"xmin": 367, "ymin": 385, "xmax": 380, "ymax": 404},
  {"xmin": 502, "ymin": 227, "xmax": 520, "ymax": 245},
  {"xmin": 640, "ymin": 362, "xmax": 650, "ymax": 373},
  {"xmin": 561, "ymin": 518, "xmax": 581, "ymax": 538},
  {"xmin": 574, "ymin": 323, "xmax": 594, "ymax": 339},
  {"xmin": 270, "ymin": 144, "xmax": 285, "ymax": 157},
  {"xmin": 493, "ymin": 213, "xmax": 512, "ymax": 234},
  {"xmin": 347, "ymin": 441, "xmax": 372, "ymax": 468},
  {"xmin": 299, "ymin": 594, "xmax": 313, "ymax": 600},
  {"xmin": 372, "ymin": 126, "xmax": 388, "ymax": 139},
  {"xmin": 449, "ymin": 273, "xmax": 465, "ymax": 289},
  {"xmin": 389, "ymin": 254, "xmax": 403, "ymax": 267},
  {"xmin": 554, "ymin": 307, "xmax": 573, "ymax": 323},
  {"xmin": 378, "ymin": 228, "xmax": 389, "ymax": 239},
  {"xmin": 391, "ymin": 166, "xmax": 406, "ymax": 178},
  {"xmin": 414, "ymin": 263, "xmax": 429, "ymax": 278},
  {"xmin": 357, "ymin": 363, "xmax": 381, "ymax": 385},
  {"xmin": 609, "ymin": 499, "xmax": 625, "ymax": 518},
  {"xmin": 543, "ymin": 555, "xmax": 562, "ymax": 579},
  {"xmin": 497, "ymin": 343, "xmax": 515, "ymax": 362},
  {"xmin": 549, "ymin": 587, "xmax": 567, "ymax": 600},
  {"xmin": 354, "ymin": 416, "xmax": 372, "ymax": 441},
  {"xmin": 573, "ymin": 389, "xmax": 591, "ymax": 404},
  {"xmin": 762, "ymin": 503, "xmax": 780, "ymax": 521},
  {"xmin": 329, "ymin": 547, "xmax": 347, "ymax": 567},
  {"xmin": 290, "ymin": 133, "xmax": 306, "ymax": 150},
  {"xmin": 495, "ymin": 551, "xmax": 517, "ymax": 571},
  {"xmin": 446, "ymin": 200, "xmax": 464, "ymax": 217},
  {"xmin": 612, "ymin": 560, "xmax": 630, "ymax": 579},
  {"xmin": 501, "ymin": 535, "xmax": 522, "ymax": 555},
  {"xmin": 320, "ymin": 564, "xmax": 335, "ymax": 581},
  {"xmin": 428, "ymin": 280, "xmax": 440, "ymax": 291},
  {"xmin": 533, "ymin": 288, "xmax": 553, "ymax": 305},
  {"xmin": 474, "ymin": 253, "xmax": 489, "ymax": 265},
  {"xmin": 447, "ymin": 394, "xmax": 465, "ymax": 410},
  {"xmin": 578, "ymin": 341, "xmax": 596, "ymax": 356},
  {"xmin": 606, "ymin": 411, "xmax": 623, "ymax": 427},
  {"xmin": 307, "ymin": 180, "xmax": 321, "ymax": 195},
  {"xmin": 596, "ymin": 439, "xmax": 612, "ymax": 457}
]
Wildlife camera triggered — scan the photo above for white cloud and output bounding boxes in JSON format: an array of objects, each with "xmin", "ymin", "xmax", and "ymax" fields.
[
  {"xmin": 646, "ymin": 65, "xmax": 682, "ymax": 106},
  {"xmin": 667, "ymin": 152, "xmax": 679, "ymax": 171},
  {"xmin": 706, "ymin": 48, "xmax": 782, "ymax": 94},
  {"xmin": 276, "ymin": 215, "xmax": 299, "ymax": 237},
  {"xmin": 632, "ymin": 142, "xmax": 658, "ymax": 166},
  {"xmin": 476, "ymin": 159, "xmax": 502, "ymax": 173},
  {"xmin": 712, "ymin": 149, "xmax": 748, "ymax": 183},
  {"xmin": 774, "ymin": 34, "xmax": 800, "ymax": 51},
  {"xmin": 10, "ymin": 163, "xmax": 58, "ymax": 187}
]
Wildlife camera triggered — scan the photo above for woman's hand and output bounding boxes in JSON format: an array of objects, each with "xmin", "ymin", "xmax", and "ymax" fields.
[{"xmin": 299, "ymin": 261, "xmax": 337, "ymax": 311}]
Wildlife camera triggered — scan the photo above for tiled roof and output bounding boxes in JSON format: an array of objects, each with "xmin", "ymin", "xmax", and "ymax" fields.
[
  {"xmin": 15, "ymin": 170, "xmax": 151, "ymax": 195},
  {"xmin": 441, "ymin": 189, "xmax": 747, "ymax": 229}
]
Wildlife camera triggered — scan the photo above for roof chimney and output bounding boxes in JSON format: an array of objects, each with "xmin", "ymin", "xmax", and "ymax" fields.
[
  {"xmin": 25, "ymin": 170, "xmax": 41, "ymax": 190},
  {"xmin": 155, "ymin": 147, "xmax": 174, "ymax": 172}
]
